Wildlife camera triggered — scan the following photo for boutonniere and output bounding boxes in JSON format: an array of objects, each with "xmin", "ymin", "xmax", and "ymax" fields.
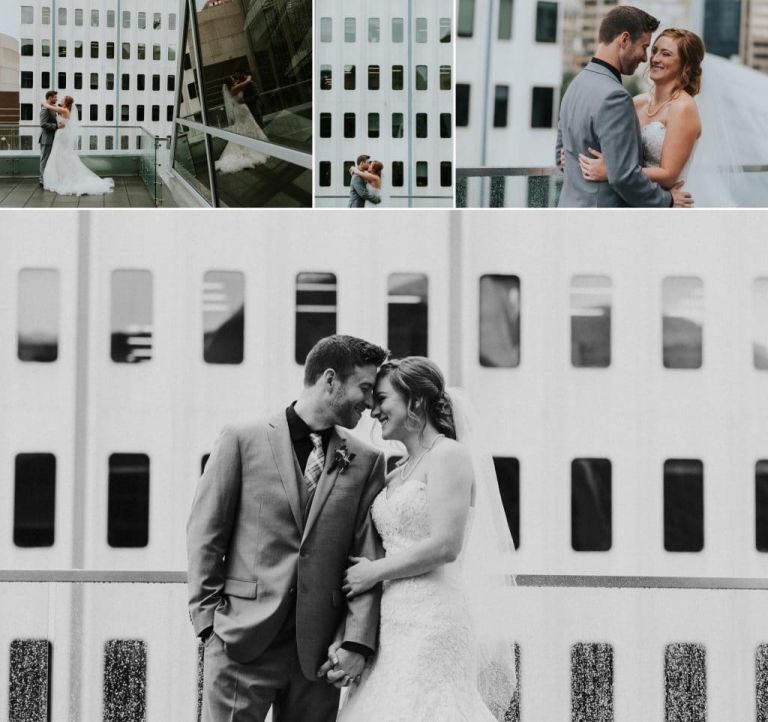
[{"xmin": 330, "ymin": 446, "xmax": 356, "ymax": 474}]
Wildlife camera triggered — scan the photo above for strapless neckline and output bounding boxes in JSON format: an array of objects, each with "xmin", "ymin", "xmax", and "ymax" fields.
[{"xmin": 385, "ymin": 477, "xmax": 425, "ymax": 501}]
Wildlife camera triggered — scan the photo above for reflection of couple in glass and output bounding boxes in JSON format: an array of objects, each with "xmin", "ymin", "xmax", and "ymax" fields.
[
  {"xmin": 215, "ymin": 71, "xmax": 270, "ymax": 174},
  {"xmin": 348, "ymin": 155, "xmax": 383, "ymax": 207}
]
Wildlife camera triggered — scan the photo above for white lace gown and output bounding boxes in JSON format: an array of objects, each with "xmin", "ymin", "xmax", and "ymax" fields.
[
  {"xmin": 338, "ymin": 478, "xmax": 497, "ymax": 722},
  {"xmin": 215, "ymin": 91, "xmax": 269, "ymax": 174},
  {"xmin": 641, "ymin": 120, "xmax": 696, "ymax": 179},
  {"xmin": 43, "ymin": 115, "xmax": 114, "ymax": 195},
  {"xmin": 366, "ymin": 182, "xmax": 381, "ymax": 206}
]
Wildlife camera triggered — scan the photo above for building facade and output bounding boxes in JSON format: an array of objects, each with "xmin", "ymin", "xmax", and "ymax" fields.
[
  {"xmin": 742, "ymin": 0, "xmax": 768, "ymax": 73},
  {"xmin": 0, "ymin": 34, "xmax": 20, "ymax": 128},
  {"xmin": 314, "ymin": 0, "xmax": 454, "ymax": 208},
  {"xmin": 456, "ymin": 0, "xmax": 563, "ymax": 207}
]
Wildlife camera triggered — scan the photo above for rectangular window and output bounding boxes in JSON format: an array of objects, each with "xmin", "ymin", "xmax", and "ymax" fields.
[
  {"xmin": 440, "ymin": 162, "xmax": 452, "ymax": 187},
  {"xmin": 57, "ymin": 72, "xmax": 66, "ymax": 89},
  {"xmin": 91, "ymin": 41, "xmax": 99, "ymax": 58},
  {"xmin": 664, "ymin": 459, "xmax": 704, "ymax": 552},
  {"xmin": 122, "ymin": 43, "xmax": 131, "ymax": 60},
  {"xmin": 392, "ymin": 113, "xmax": 404, "ymax": 138},
  {"xmin": 9, "ymin": 640, "xmax": 51, "ymax": 720},
  {"xmin": 151, "ymin": 105, "xmax": 159, "ymax": 122},
  {"xmin": 75, "ymin": 8, "xmax": 83, "ymax": 26},
  {"xmin": 21, "ymin": 38, "xmax": 33, "ymax": 56},
  {"xmin": 111, "ymin": 270, "xmax": 152, "ymax": 363},
  {"xmin": 107, "ymin": 10, "xmax": 115, "ymax": 27},
  {"xmin": 342, "ymin": 161, "xmax": 354, "ymax": 187},
  {"xmin": 319, "ymin": 161, "xmax": 331, "ymax": 187},
  {"xmin": 203, "ymin": 272, "xmax": 244, "ymax": 364},
  {"xmin": 344, "ymin": 112, "xmax": 355, "ymax": 138},
  {"xmin": 571, "ymin": 459, "xmax": 612, "ymax": 551},
  {"xmin": 58, "ymin": 7, "xmax": 66, "ymax": 24},
  {"xmin": 107, "ymin": 42, "xmax": 115, "ymax": 59},
  {"xmin": 122, "ymin": 10, "xmax": 130, "ymax": 28},
  {"xmin": 91, "ymin": 9, "xmax": 99, "ymax": 27},
  {"xmin": 20, "ymin": 71, "xmax": 33, "ymax": 89},
  {"xmin": 571, "ymin": 276, "xmax": 611, "ymax": 367},
  {"xmin": 138, "ymin": 11, "xmax": 146, "ymax": 29},
  {"xmin": 368, "ymin": 65, "xmax": 380, "ymax": 90},
  {"xmin": 103, "ymin": 640, "xmax": 147, "ymax": 719},
  {"xmin": 137, "ymin": 106, "xmax": 144, "ymax": 122},
  {"xmin": 493, "ymin": 457, "xmax": 520, "ymax": 547},
  {"xmin": 320, "ymin": 65, "xmax": 332, "ymax": 90},
  {"xmin": 106, "ymin": 105, "xmax": 114, "ymax": 122},
  {"xmin": 20, "ymin": 104, "xmax": 33, "ymax": 121},
  {"xmin": 572, "ymin": 644, "xmax": 614, "ymax": 719},
  {"xmin": 753, "ymin": 279, "xmax": 768, "ymax": 369},
  {"xmin": 138, "ymin": 43, "xmax": 146, "ymax": 60},
  {"xmin": 90, "ymin": 73, "xmax": 98, "ymax": 90},
  {"xmin": 41, "ymin": 40, "xmax": 49, "ymax": 57},
  {"xmin": 416, "ymin": 113, "xmax": 428, "ymax": 138},
  {"xmin": 479, "ymin": 275, "xmax": 520, "ymax": 367},
  {"xmin": 153, "ymin": 75, "xmax": 160, "ymax": 91},
  {"xmin": 90, "ymin": 105, "xmax": 98, "ymax": 121},
  {"xmin": 345, "ymin": 17, "xmax": 356, "ymax": 42},
  {"xmin": 368, "ymin": 17, "xmax": 380, "ymax": 42},
  {"xmin": 756, "ymin": 461, "xmax": 768, "ymax": 551},
  {"xmin": 458, "ymin": 0, "xmax": 475, "ymax": 37},
  {"xmin": 21, "ymin": 6, "xmax": 33, "ymax": 23},
  {"xmin": 153, "ymin": 45, "xmax": 161, "ymax": 61},
  {"xmin": 662, "ymin": 277, "xmax": 703, "ymax": 369},
  {"xmin": 107, "ymin": 74, "xmax": 114, "ymax": 90},
  {"xmin": 536, "ymin": 1, "xmax": 558, "ymax": 43},
  {"xmin": 14, "ymin": 454, "xmax": 56, "ymax": 546},
  {"xmin": 388, "ymin": 274, "xmax": 428, "ymax": 357},
  {"xmin": 664, "ymin": 644, "xmax": 706, "ymax": 718},
  {"xmin": 457, "ymin": 84, "xmax": 470, "ymax": 126},
  {"xmin": 167, "ymin": 76, "xmax": 175, "ymax": 92},
  {"xmin": 121, "ymin": 105, "xmax": 130, "ymax": 122},
  {"xmin": 108, "ymin": 454, "xmax": 150, "ymax": 547},
  {"xmin": 416, "ymin": 66, "xmax": 428, "ymax": 91},
  {"xmin": 41, "ymin": 71, "xmax": 50, "ymax": 88},
  {"xmin": 168, "ymin": 46, "xmax": 176, "ymax": 61},
  {"xmin": 531, "ymin": 86, "xmax": 554, "ymax": 128},
  {"xmin": 440, "ymin": 113, "xmax": 452, "ymax": 138},
  {"xmin": 499, "ymin": 0, "xmax": 514, "ymax": 39},
  {"xmin": 392, "ymin": 65, "xmax": 404, "ymax": 90},
  {"xmin": 368, "ymin": 113, "xmax": 379, "ymax": 138},
  {"xmin": 320, "ymin": 17, "xmax": 332, "ymax": 42},
  {"xmin": 392, "ymin": 161, "xmax": 404, "ymax": 187},
  {"xmin": 416, "ymin": 17, "xmax": 428, "ymax": 42},
  {"xmin": 494, "ymin": 85, "xmax": 509, "ymax": 127},
  {"xmin": 137, "ymin": 74, "xmax": 146, "ymax": 91},
  {"xmin": 440, "ymin": 17, "xmax": 452, "ymax": 43},
  {"xmin": 296, "ymin": 273, "xmax": 337, "ymax": 364},
  {"xmin": 153, "ymin": 13, "xmax": 161, "ymax": 29},
  {"xmin": 319, "ymin": 113, "xmax": 331, "ymax": 138},
  {"xmin": 416, "ymin": 161, "xmax": 428, "ymax": 187},
  {"xmin": 169, "ymin": 14, "xmax": 176, "ymax": 31},
  {"xmin": 42, "ymin": 6, "xmax": 50, "ymax": 24},
  {"xmin": 89, "ymin": 135, "xmax": 98, "ymax": 151},
  {"xmin": 440, "ymin": 66, "xmax": 452, "ymax": 91},
  {"xmin": 344, "ymin": 65, "xmax": 356, "ymax": 90},
  {"xmin": 392, "ymin": 18, "xmax": 404, "ymax": 42},
  {"xmin": 122, "ymin": 74, "xmax": 130, "ymax": 91},
  {"xmin": 58, "ymin": 40, "xmax": 66, "ymax": 58}
]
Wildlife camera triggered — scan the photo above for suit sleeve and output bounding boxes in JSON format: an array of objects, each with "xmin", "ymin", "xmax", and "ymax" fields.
[
  {"xmin": 555, "ymin": 124, "xmax": 564, "ymax": 172},
  {"xmin": 40, "ymin": 108, "xmax": 57, "ymax": 132},
  {"xmin": 352, "ymin": 174, "xmax": 381, "ymax": 204},
  {"xmin": 186, "ymin": 426, "xmax": 242, "ymax": 636},
  {"xmin": 596, "ymin": 90, "xmax": 671, "ymax": 208},
  {"xmin": 342, "ymin": 451, "xmax": 386, "ymax": 651}
]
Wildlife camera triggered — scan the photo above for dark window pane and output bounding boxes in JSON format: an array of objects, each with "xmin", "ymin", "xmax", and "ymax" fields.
[
  {"xmin": 103, "ymin": 640, "xmax": 147, "ymax": 722},
  {"xmin": 536, "ymin": 1, "xmax": 558, "ymax": 43},
  {"xmin": 440, "ymin": 65, "xmax": 451, "ymax": 90},
  {"xmin": 490, "ymin": 177, "xmax": 505, "ymax": 207},
  {"xmin": 756, "ymin": 645, "xmax": 768, "ymax": 718},
  {"xmin": 319, "ymin": 112, "xmax": 331, "ymax": 138},
  {"xmin": 296, "ymin": 273, "xmax": 337, "ymax": 364},
  {"xmin": 319, "ymin": 161, "xmax": 331, "ymax": 186},
  {"xmin": 368, "ymin": 65, "xmax": 380, "ymax": 90},
  {"xmin": 203, "ymin": 271, "xmax": 244, "ymax": 364},
  {"xmin": 440, "ymin": 113, "xmax": 452, "ymax": 138},
  {"xmin": 571, "ymin": 276, "xmax": 611, "ymax": 368},
  {"xmin": 388, "ymin": 273, "xmax": 428, "ymax": 356},
  {"xmin": 756, "ymin": 461, "xmax": 768, "ymax": 551},
  {"xmin": 571, "ymin": 643, "xmax": 613, "ymax": 722},
  {"xmin": 344, "ymin": 112, "xmax": 356, "ymax": 138},
  {"xmin": 527, "ymin": 175, "xmax": 551, "ymax": 207},
  {"xmin": 18, "ymin": 269, "xmax": 59, "ymax": 362},
  {"xmin": 479, "ymin": 275, "xmax": 520, "ymax": 367},
  {"xmin": 753, "ymin": 279, "xmax": 768, "ymax": 369},
  {"xmin": 9, "ymin": 640, "xmax": 51, "ymax": 722},
  {"xmin": 571, "ymin": 459, "xmax": 612, "ymax": 551},
  {"xmin": 664, "ymin": 459, "xmax": 704, "ymax": 552},
  {"xmin": 14, "ymin": 454, "xmax": 56, "ymax": 547},
  {"xmin": 440, "ymin": 17, "xmax": 451, "ymax": 42},
  {"xmin": 110, "ymin": 270, "xmax": 153, "ymax": 363},
  {"xmin": 494, "ymin": 85, "xmax": 509, "ymax": 127},
  {"xmin": 458, "ymin": 0, "xmax": 475, "ymax": 37},
  {"xmin": 320, "ymin": 66, "xmax": 332, "ymax": 90},
  {"xmin": 493, "ymin": 457, "xmax": 519, "ymax": 548},
  {"xmin": 392, "ymin": 113, "xmax": 404, "ymax": 138},
  {"xmin": 107, "ymin": 454, "xmax": 150, "ymax": 548},
  {"xmin": 392, "ymin": 161, "xmax": 404, "ymax": 186},
  {"xmin": 344, "ymin": 65, "xmax": 356, "ymax": 90},
  {"xmin": 457, "ymin": 84, "xmax": 470, "ymax": 127},
  {"xmin": 499, "ymin": 0, "xmax": 514, "ymax": 40},
  {"xmin": 342, "ymin": 160, "xmax": 354, "ymax": 187},
  {"xmin": 663, "ymin": 277, "xmax": 703, "ymax": 369},
  {"xmin": 392, "ymin": 65, "xmax": 403, "ymax": 90},
  {"xmin": 416, "ymin": 161, "xmax": 428, "ymax": 187},
  {"xmin": 368, "ymin": 112, "xmax": 379, "ymax": 138},
  {"xmin": 415, "ymin": 65, "xmax": 428, "ymax": 90},
  {"xmin": 440, "ymin": 161, "xmax": 452, "ymax": 187},
  {"xmin": 416, "ymin": 113, "xmax": 427, "ymax": 138},
  {"xmin": 531, "ymin": 86, "xmax": 554, "ymax": 128},
  {"xmin": 664, "ymin": 643, "xmax": 706, "ymax": 722}
]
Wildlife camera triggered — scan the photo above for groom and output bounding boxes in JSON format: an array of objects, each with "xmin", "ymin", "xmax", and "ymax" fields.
[
  {"xmin": 555, "ymin": 6, "xmax": 693, "ymax": 207},
  {"xmin": 187, "ymin": 335, "xmax": 388, "ymax": 722},
  {"xmin": 39, "ymin": 90, "xmax": 58, "ymax": 186},
  {"xmin": 348, "ymin": 155, "xmax": 381, "ymax": 207}
]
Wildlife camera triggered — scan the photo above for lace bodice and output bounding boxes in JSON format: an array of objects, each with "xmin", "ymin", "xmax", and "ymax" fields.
[{"xmin": 641, "ymin": 121, "xmax": 696, "ymax": 180}]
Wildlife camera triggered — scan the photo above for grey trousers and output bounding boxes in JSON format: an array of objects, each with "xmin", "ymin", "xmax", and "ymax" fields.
[
  {"xmin": 39, "ymin": 143, "xmax": 53, "ymax": 184},
  {"xmin": 202, "ymin": 619, "xmax": 340, "ymax": 722}
]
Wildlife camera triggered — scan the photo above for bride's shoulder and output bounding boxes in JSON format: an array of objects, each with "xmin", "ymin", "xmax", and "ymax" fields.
[
  {"xmin": 669, "ymin": 91, "xmax": 701, "ymax": 127},
  {"xmin": 431, "ymin": 438, "xmax": 470, "ymax": 466}
]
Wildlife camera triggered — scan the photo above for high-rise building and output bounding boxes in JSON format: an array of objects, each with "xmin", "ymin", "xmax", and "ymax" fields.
[
  {"xmin": 704, "ymin": 0, "xmax": 742, "ymax": 57},
  {"xmin": 456, "ymin": 0, "xmax": 563, "ymax": 207},
  {"xmin": 314, "ymin": 1, "xmax": 454, "ymax": 208},
  {"xmin": 0, "ymin": 34, "xmax": 20, "ymax": 127},
  {"xmin": 742, "ymin": 0, "xmax": 768, "ymax": 73}
]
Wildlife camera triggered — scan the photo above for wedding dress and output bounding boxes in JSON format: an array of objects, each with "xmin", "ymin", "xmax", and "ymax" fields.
[
  {"xmin": 214, "ymin": 88, "xmax": 269, "ymax": 174},
  {"xmin": 641, "ymin": 121, "xmax": 696, "ymax": 181},
  {"xmin": 366, "ymin": 182, "xmax": 381, "ymax": 205},
  {"xmin": 42, "ymin": 106, "xmax": 114, "ymax": 195},
  {"xmin": 337, "ymin": 479, "xmax": 498, "ymax": 722}
]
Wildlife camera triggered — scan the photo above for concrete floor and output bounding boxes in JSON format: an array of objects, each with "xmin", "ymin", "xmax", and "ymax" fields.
[{"xmin": 0, "ymin": 176, "xmax": 155, "ymax": 208}]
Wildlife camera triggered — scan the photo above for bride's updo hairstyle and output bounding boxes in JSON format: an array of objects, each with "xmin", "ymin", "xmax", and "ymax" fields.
[
  {"xmin": 370, "ymin": 160, "xmax": 384, "ymax": 178},
  {"xmin": 378, "ymin": 357, "xmax": 456, "ymax": 440},
  {"xmin": 62, "ymin": 96, "xmax": 74, "ymax": 110},
  {"xmin": 658, "ymin": 28, "xmax": 705, "ymax": 96}
]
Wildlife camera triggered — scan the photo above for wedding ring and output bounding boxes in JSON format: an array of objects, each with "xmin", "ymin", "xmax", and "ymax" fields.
[{"xmin": 354, "ymin": 674, "xmax": 362, "ymax": 684}]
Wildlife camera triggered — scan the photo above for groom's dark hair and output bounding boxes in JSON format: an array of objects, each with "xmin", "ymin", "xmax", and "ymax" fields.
[
  {"xmin": 45, "ymin": 90, "xmax": 57, "ymax": 100},
  {"xmin": 304, "ymin": 335, "xmax": 388, "ymax": 386},
  {"xmin": 599, "ymin": 6, "xmax": 659, "ymax": 43},
  {"xmin": 356, "ymin": 154, "xmax": 370, "ymax": 166}
]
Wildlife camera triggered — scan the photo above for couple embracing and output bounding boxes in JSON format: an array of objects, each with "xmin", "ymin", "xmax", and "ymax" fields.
[
  {"xmin": 557, "ymin": 6, "xmax": 705, "ymax": 207},
  {"xmin": 348, "ymin": 155, "xmax": 384, "ymax": 207},
  {"xmin": 187, "ymin": 335, "xmax": 516, "ymax": 721}
]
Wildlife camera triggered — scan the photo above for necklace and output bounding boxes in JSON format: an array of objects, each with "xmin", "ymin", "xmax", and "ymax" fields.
[
  {"xmin": 646, "ymin": 88, "xmax": 681, "ymax": 118},
  {"xmin": 398, "ymin": 434, "xmax": 445, "ymax": 480}
]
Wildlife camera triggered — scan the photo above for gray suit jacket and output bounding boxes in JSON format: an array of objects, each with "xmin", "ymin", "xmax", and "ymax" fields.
[
  {"xmin": 187, "ymin": 413, "xmax": 386, "ymax": 678},
  {"xmin": 39, "ymin": 107, "xmax": 58, "ymax": 146},
  {"xmin": 348, "ymin": 173, "xmax": 381, "ymax": 207},
  {"xmin": 556, "ymin": 61, "xmax": 671, "ymax": 208}
]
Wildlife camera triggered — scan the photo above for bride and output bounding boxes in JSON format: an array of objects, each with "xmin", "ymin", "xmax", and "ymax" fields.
[
  {"xmin": 349, "ymin": 161, "xmax": 383, "ymax": 206},
  {"xmin": 319, "ymin": 357, "xmax": 517, "ymax": 721},
  {"xmin": 579, "ymin": 28, "xmax": 704, "ymax": 192},
  {"xmin": 215, "ymin": 75, "xmax": 270, "ymax": 174},
  {"xmin": 41, "ymin": 96, "xmax": 114, "ymax": 195}
]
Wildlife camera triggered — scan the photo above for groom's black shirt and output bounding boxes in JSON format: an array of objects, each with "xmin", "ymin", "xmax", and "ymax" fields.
[
  {"xmin": 286, "ymin": 403, "xmax": 333, "ymax": 472},
  {"xmin": 591, "ymin": 57, "xmax": 621, "ymax": 84}
]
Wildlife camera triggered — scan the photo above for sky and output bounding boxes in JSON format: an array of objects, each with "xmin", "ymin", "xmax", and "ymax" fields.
[{"xmin": 0, "ymin": 12, "xmax": 18, "ymax": 41}]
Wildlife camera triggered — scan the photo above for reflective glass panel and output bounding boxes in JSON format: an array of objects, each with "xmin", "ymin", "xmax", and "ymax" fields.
[
  {"xmin": 369, "ymin": 17, "xmax": 380, "ymax": 42},
  {"xmin": 536, "ymin": 1, "xmax": 558, "ymax": 42},
  {"xmin": 110, "ymin": 270, "xmax": 153, "ymax": 364},
  {"xmin": 479, "ymin": 275, "xmax": 520, "ymax": 367},
  {"xmin": 203, "ymin": 271, "xmax": 244, "ymax": 364},
  {"xmin": 571, "ymin": 644, "xmax": 614, "ymax": 721},
  {"xmin": 458, "ymin": 0, "xmax": 475, "ymax": 37},
  {"xmin": 440, "ymin": 17, "xmax": 451, "ymax": 42},
  {"xmin": 493, "ymin": 457, "xmax": 520, "ymax": 547},
  {"xmin": 756, "ymin": 461, "xmax": 768, "ymax": 551},
  {"xmin": 14, "ymin": 453, "xmax": 56, "ymax": 547},
  {"xmin": 499, "ymin": 0, "xmax": 513, "ymax": 40},
  {"xmin": 295, "ymin": 273, "xmax": 337, "ymax": 364},
  {"xmin": 320, "ymin": 17, "xmax": 332, "ymax": 42},
  {"xmin": 571, "ymin": 459, "xmax": 612, "ymax": 551},
  {"xmin": 662, "ymin": 277, "xmax": 703, "ymax": 369},
  {"xmin": 388, "ymin": 274, "xmax": 428, "ymax": 357},
  {"xmin": 416, "ymin": 18, "xmax": 427, "ymax": 43},
  {"xmin": 107, "ymin": 455, "xmax": 150, "ymax": 548},
  {"xmin": 18, "ymin": 269, "xmax": 59, "ymax": 362},
  {"xmin": 392, "ymin": 113, "xmax": 404, "ymax": 138},
  {"xmin": 664, "ymin": 459, "xmax": 704, "ymax": 552},
  {"xmin": 753, "ymin": 279, "xmax": 768, "ymax": 369},
  {"xmin": 664, "ymin": 644, "xmax": 706, "ymax": 720},
  {"xmin": 392, "ymin": 18, "xmax": 404, "ymax": 42},
  {"xmin": 9, "ymin": 640, "xmax": 51, "ymax": 720},
  {"xmin": 103, "ymin": 640, "xmax": 147, "ymax": 720},
  {"xmin": 571, "ymin": 275, "xmax": 611, "ymax": 367}
]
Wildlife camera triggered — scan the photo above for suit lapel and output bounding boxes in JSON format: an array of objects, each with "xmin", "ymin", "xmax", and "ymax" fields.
[
  {"xmin": 266, "ymin": 412, "xmax": 303, "ymax": 533},
  {"xmin": 302, "ymin": 429, "xmax": 344, "ymax": 542}
]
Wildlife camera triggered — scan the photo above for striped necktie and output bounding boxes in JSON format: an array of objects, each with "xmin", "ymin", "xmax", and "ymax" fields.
[{"xmin": 304, "ymin": 433, "xmax": 325, "ymax": 494}]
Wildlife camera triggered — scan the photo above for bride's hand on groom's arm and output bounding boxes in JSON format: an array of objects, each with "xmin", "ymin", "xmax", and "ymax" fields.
[
  {"xmin": 343, "ymin": 556, "xmax": 380, "ymax": 598},
  {"xmin": 578, "ymin": 148, "xmax": 607, "ymax": 182}
]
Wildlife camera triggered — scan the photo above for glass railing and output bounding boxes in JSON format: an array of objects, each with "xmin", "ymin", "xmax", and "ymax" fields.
[
  {"xmin": 456, "ymin": 166, "xmax": 768, "ymax": 208},
  {"xmin": 1, "ymin": 571, "xmax": 766, "ymax": 720},
  {"xmin": 0, "ymin": 124, "xmax": 168, "ymax": 206}
]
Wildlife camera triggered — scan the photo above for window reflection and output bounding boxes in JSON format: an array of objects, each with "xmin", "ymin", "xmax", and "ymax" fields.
[
  {"xmin": 662, "ymin": 277, "xmax": 703, "ymax": 369},
  {"xmin": 110, "ymin": 270, "xmax": 153, "ymax": 364},
  {"xmin": 663, "ymin": 459, "xmax": 704, "ymax": 552},
  {"xmin": 388, "ymin": 273, "xmax": 428, "ymax": 357},
  {"xmin": 571, "ymin": 459, "xmax": 612, "ymax": 551},
  {"xmin": 753, "ymin": 279, "xmax": 768, "ymax": 369},
  {"xmin": 18, "ymin": 269, "xmax": 59, "ymax": 362},
  {"xmin": 203, "ymin": 271, "xmax": 244, "ymax": 364},
  {"xmin": 296, "ymin": 273, "xmax": 337, "ymax": 364},
  {"xmin": 107, "ymin": 454, "xmax": 150, "ymax": 548},
  {"xmin": 14, "ymin": 453, "xmax": 56, "ymax": 547},
  {"xmin": 571, "ymin": 276, "xmax": 611, "ymax": 368},
  {"xmin": 493, "ymin": 457, "xmax": 520, "ymax": 548},
  {"xmin": 479, "ymin": 275, "xmax": 520, "ymax": 367}
]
